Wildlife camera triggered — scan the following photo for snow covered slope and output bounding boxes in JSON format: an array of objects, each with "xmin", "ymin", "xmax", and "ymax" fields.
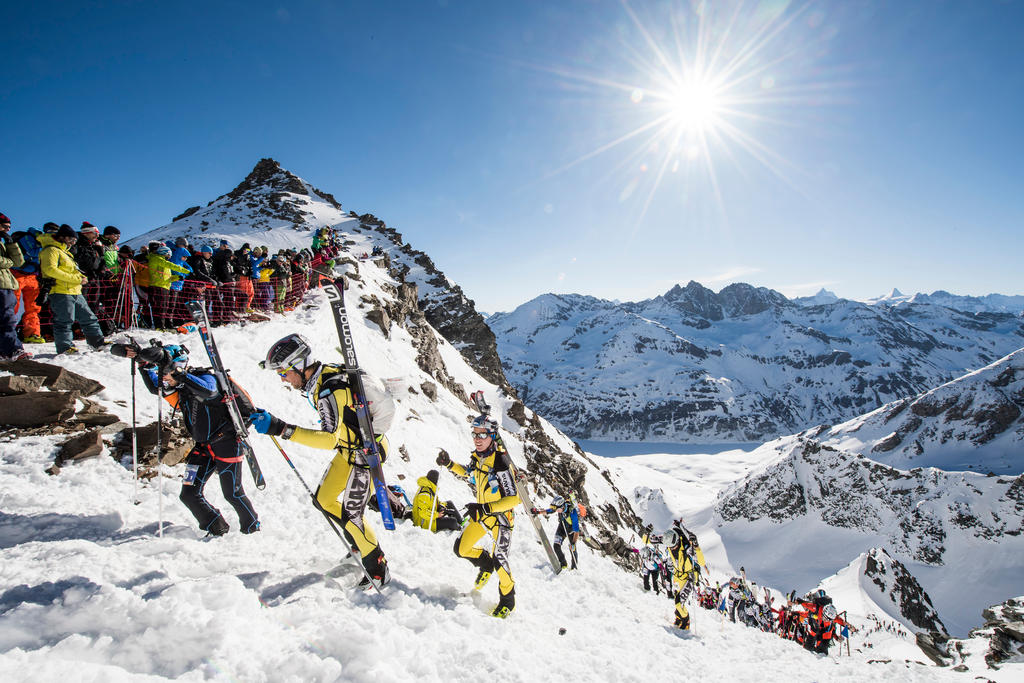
[
  {"xmin": 712, "ymin": 436, "xmax": 1024, "ymax": 637},
  {"xmin": 814, "ymin": 348, "xmax": 1024, "ymax": 475},
  {"xmin": 490, "ymin": 283, "xmax": 1024, "ymax": 443}
]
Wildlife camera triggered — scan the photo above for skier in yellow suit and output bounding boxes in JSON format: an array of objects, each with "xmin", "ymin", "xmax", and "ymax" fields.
[
  {"xmin": 252, "ymin": 333, "xmax": 395, "ymax": 590},
  {"xmin": 436, "ymin": 415, "xmax": 520, "ymax": 618},
  {"xmin": 665, "ymin": 524, "xmax": 708, "ymax": 632}
]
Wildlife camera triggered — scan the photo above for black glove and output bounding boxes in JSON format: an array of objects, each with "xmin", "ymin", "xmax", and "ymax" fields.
[
  {"xmin": 436, "ymin": 449, "xmax": 451, "ymax": 468},
  {"xmin": 465, "ymin": 502, "xmax": 487, "ymax": 522},
  {"xmin": 137, "ymin": 345, "xmax": 167, "ymax": 368}
]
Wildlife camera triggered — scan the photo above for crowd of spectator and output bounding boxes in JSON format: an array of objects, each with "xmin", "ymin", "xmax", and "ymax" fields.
[{"xmin": 0, "ymin": 214, "xmax": 344, "ymax": 360}]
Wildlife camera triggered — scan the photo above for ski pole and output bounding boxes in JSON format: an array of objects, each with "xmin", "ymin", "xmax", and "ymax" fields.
[
  {"xmin": 156, "ymin": 373, "xmax": 164, "ymax": 537},
  {"xmin": 267, "ymin": 435, "xmax": 382, "ymax": 594},
  {"xmin": 131, "ymin": 357, "xmax": 139, "ymax": 505}
]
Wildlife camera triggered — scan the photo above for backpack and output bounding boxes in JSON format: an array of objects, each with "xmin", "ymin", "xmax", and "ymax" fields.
[{"xmin": 368, "ymin": 484, "xmax": 408, "ymax": 518}]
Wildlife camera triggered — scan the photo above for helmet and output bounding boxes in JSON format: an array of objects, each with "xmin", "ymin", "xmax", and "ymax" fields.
[
  {"xmin": 822, "ymin": 604, "xmax": 837, "ymax": 620},
  {"xmin": 155, "ymin": 245, "xmax": 172, "ymax": 257},
  {"xmin": 662, "ymin": 528, "xmax": 681, "ymax": 548},
  {"xmin": 551, "ymin": 496, "xmax": 565, "ymax": 507},
  {"xmin": 175, "ymin": 236, "xmax": 189, "ymax": 246},
  {"xmin": 265, "ymin": 334, "xmax": 312, "ymax": 372},
  {"xmin": 163, "ymin": 344, "xmax": 189, "ymax": 370},
  {"xmin": 470, "ymin": 415, "xmax": 497, "ymax": 434},
  {"xmin": 815, "ymin": 589, "xmax": 827, "ymax": 599}
]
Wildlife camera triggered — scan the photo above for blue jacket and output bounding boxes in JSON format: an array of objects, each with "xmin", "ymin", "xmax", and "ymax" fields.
[
  {"xmin": 248, "ymin": 253, "xmax": 266, "ymax": 279},
  {"xmin": 14, "ymin": 230, "xmax": 42, "ymax": 274},
  {"xmin": 168, "ymin": 246, "xmax": 193, "ymax": 291}
]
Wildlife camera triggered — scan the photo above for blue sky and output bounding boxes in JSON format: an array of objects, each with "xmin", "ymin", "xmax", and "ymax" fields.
[{"xmin": 3, "ymin": 0, "xmax": 1022, "ymax": 312}]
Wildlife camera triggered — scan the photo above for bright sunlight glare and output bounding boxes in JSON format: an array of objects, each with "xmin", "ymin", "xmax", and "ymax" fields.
[{"xmin": 523, "ymin": 0, "xmax": 845, "ymax": 228}]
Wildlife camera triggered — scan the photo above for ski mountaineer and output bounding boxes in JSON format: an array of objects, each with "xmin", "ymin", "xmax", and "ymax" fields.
[
  {"xmin": 664, "ymin": 525, "xmax": 707, "ymax": 632},
  {"xmin": 636, "ymin": 535, "xmax": 665, "ymax": 595},
  {"xmin": 113, "ymin": 342, "xmax": 260, "ymax": 536},
  {"xmin": 435, "ymin": 415, "xmax": 520, "ymax": 618},
  {"xmin": 250, "ymin": 333, "xmax": 394, "ymax": 589},
  {"xmin": 534, "ymin": 495, "xmax": 579, "ymax": 570}
]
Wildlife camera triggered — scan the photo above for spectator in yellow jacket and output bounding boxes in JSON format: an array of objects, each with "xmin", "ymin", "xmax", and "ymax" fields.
[{"xmin": 39, "ymin": 226, "xmax": 105, "ymax": 354}]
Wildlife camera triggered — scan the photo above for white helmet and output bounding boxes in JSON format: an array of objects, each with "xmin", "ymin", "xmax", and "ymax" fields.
[{"xmin": 265, "ymin": 334, "xmax": 312, "ymax": 372}]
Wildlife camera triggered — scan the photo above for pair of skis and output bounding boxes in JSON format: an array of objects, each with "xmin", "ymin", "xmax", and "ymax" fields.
[
  {"xmin": 470, "ymin": 390, "xmax": 562, "ymax": 574},
  {"xmin": 186, "ymin": 300, "xmax": 265, "ymax": 490},
  {"xmin": 323, "ymin": 283, "xmax": 396, "ymax": 531}
]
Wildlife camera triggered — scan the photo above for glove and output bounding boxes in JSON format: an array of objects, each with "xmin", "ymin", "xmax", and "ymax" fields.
[
  {"xmin": 465, "ymin": 502, "xmax": 488, "ymax": 522},
  {"xmin": 530, "ymin": 507, "xmax": 541, "ymax": 515},
  {"xmin": 250, "ymin": 409, "xmax": 287, "ymax": 436},
  {"xmin": 436, "ymin": 449, "xmax": 451, "ymax": 467},
  {"xmin": 137, "ymin": 345, "xmax": 167, "ymax": 367}
]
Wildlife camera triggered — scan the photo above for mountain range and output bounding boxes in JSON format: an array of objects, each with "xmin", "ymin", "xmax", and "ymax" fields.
[{"xmin": 489, "ymin": 282, "xmax": 1024, "ymax": 443}]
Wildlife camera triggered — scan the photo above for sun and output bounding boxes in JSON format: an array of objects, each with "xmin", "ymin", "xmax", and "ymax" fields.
[
  {"xmin": 663, "ymin": 76, "xmax": 723, "ymax": 135},
  {"xmin": 523, "ymin": 0, "xmax": 838, "ymax": 224}
]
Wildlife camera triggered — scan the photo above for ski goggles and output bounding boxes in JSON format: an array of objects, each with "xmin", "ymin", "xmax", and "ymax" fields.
[{"xmin": 471, "ymin": 431, "xmax": 491, "ymax": 440}]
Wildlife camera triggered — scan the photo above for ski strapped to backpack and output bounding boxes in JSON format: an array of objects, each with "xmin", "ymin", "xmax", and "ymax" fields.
[
  {"xmin": 471, "ymin": 390, "xmax": 562, "ymax": 574},
  {"xmin": 322, "ymin": 282, "xmax": 396, "ymax": 531},
  {"xmin": 186, "ymin": 300, "xmax": 265, "ymax": 490}
]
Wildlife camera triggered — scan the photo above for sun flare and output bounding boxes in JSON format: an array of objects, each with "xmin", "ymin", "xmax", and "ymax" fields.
[{"xmin": 526, "ymin": 0, "xmax": 839, "ymax": 225}]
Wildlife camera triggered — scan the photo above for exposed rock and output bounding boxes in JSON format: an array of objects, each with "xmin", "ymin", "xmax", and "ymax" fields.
[
  {"xmin": 0, "ymin": 391, "xmax": 77, "ymax": 426},
  {"xmin": 864, "ymin": 548, "xmax": 947, "ymax": 635},
  {"xmin": 55, "ymin": 429, "xmax": 105, "ymax": 467},
  {"xmin": 113, "ymin": 421, "xmax": 193, "ymax": 472},
  {"xmin": 420, "ymin": 382, "xmax": 437, "ymax": 401},
  {"xmin": 0, "ymin": 359, "xmax": 104, "ymax": 396},
  {"xmin": 915, "ymin": 631, "xmax": 952, "ymax": 666},
  {"xmin": 0, "ymin": 375, "xmax": 47, "ymax": 395}
]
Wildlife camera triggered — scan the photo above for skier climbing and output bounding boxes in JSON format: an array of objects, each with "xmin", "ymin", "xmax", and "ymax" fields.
[
  {"xmin": 665, "ymin": 525, "xmax": 707, "ymax": 632},
  {"xmin": 436, "ymin": 415, "xmax": 520, "ymax": 618},
  {"xmin": 535, "ymin": 494, "xmax": 579, "ymax": 570},
  {"xmin": 115, "ymin": 342, "xmax": 259, "ymax": 536},
  {"xmin": 637, "ymin": 535, "xmax": 665, "ymax": 594},
  {"xmin": 251, "ymin": 333, "xmax": 394, "ymax": 589}
]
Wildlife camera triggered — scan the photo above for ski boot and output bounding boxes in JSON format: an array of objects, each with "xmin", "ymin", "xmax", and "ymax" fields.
[
  {"xmin": 473, "ymin": 554, "xmax": 494, "ymax": 590},
  {"xmin": 205, "ymin": 516, "xmax": 230, "ymax": 538},
  {"xmin": 492, "ymin": 588, "xmax": 515, "ymax": 619},
  {"xmin": 358, "ymin": 554, "xmax": 391, "ymax": 591}
]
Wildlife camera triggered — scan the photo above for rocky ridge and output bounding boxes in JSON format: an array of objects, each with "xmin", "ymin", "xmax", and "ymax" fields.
[{"xmin": 489, "ymin": 282, "xmax": 1024, "ymax": 443}]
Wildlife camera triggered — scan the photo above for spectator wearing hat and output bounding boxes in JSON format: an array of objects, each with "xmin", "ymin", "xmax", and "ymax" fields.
[
  {"xmin": 99, "ymin": 226, "xmax": 121, "ymax": 274},
  {"xmin": 74, "ymin": 222, "xmax": 113, "ymax": 333},
  {"xmin": 39, "ymin": 224, "xmax": 105, "ymax": 354},
  {"xmin": 9, "ymin": 226, "xmax": 45, "ymax": 344},
  {"xmin": 270, "ymin": 253, "xmax": 291, "ymax": 314},
  {"xmin": 1, "ymin": 213, "xmax": 32, "ymax": 361},
  {"xmin": 233, "ymin": 243, "xmax": 255, "ymax": 312},
  {"xmin": 146, "ymin": 244, "xmax": 190, "ymax": 329},
  {"xmin": 166, "ymin": 237, "xmax": 194, "ymax": 317},
  {"xmin": 211, "ymin": 241, "xmax": 238, "ymax": 322}
]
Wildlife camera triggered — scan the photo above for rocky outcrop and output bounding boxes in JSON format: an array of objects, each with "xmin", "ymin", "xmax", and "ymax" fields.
[
  {"xmin": 864, "ymin": 548, "xmax": 947, "ymax": 634},
  {"xmin": 716, "ymin": 437, "xmax": 1023, "ymax": 565}
]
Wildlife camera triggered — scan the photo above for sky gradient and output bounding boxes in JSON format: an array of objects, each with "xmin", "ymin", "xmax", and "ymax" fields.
[{"xmin": 3, "ymin": 0, "xmax": 1022, "ymax": 312}]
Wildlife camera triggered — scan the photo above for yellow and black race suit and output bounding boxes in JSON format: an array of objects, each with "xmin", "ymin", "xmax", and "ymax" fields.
[
  {"xmin": 669, "ymin": 542, "xmax": 707, "ymax": 627},
  {"xmin": 446, "ymin": 442, "xmax": 520, "ymax": 599},
  {"xmin": 283, "ymin": 364, "xmax": 390, "ymax": 566}
]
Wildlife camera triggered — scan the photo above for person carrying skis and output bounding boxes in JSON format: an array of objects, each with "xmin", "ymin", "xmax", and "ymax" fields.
[
  {"xmin": 435, "ymin": 415, "xmax": 520, "ymax": 618},
  {"xmin": 250, "ymin": 333, "xmax": 394, "ymax": 589},
  {"xmin": 114, "ymin": 341, "xmax": 260, "ymax": 536},
  {"xmin": 535, "ymin": 494, "xmax": 579, "ymax": 570},
  {"xmin": 411, "ymin": 468, "xmax": 463, "ymax": 532},
  {"xmin": 636, "ymin": 535, "xmax": 664, "ymax": 594},
  {"xmin": 664, "ymin": 524, "xmax": 707, "ymax": 632}
]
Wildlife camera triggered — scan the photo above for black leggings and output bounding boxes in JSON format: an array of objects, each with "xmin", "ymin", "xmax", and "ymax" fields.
[{"xmin": 179, "ymin": 441, "xmax": 259, "ymax": 533}]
